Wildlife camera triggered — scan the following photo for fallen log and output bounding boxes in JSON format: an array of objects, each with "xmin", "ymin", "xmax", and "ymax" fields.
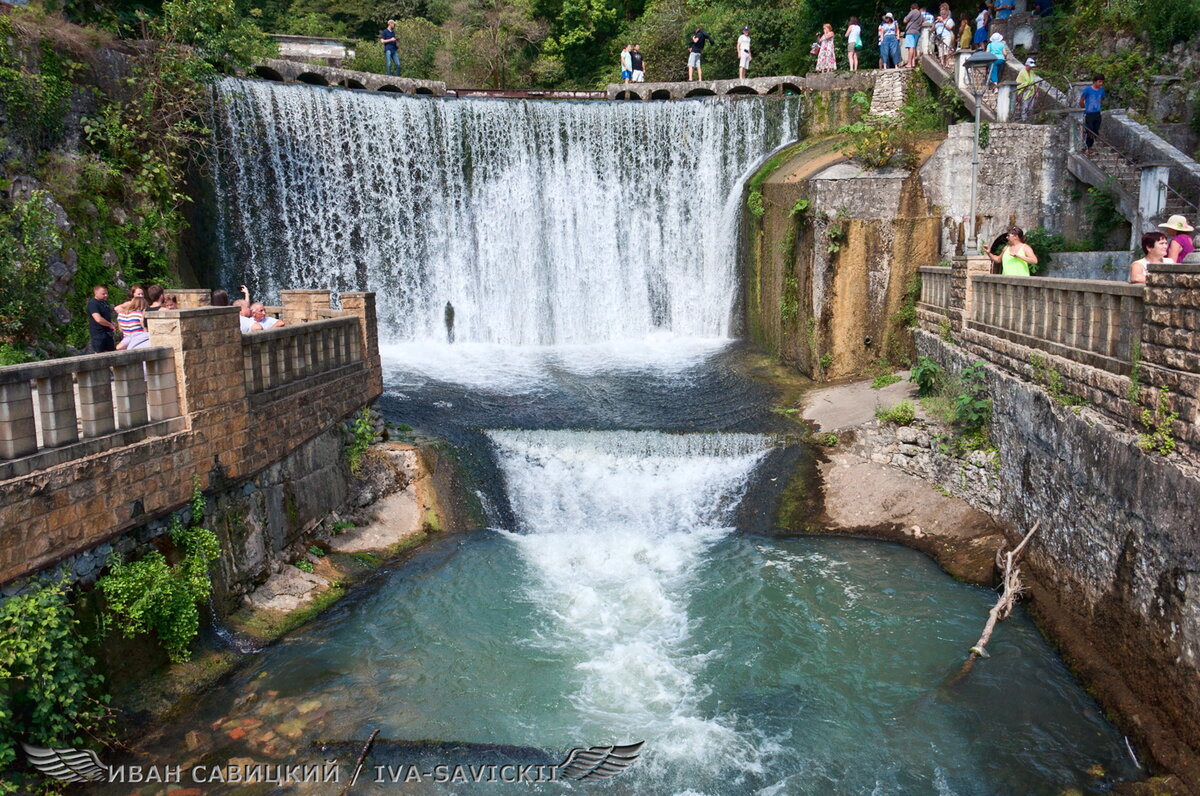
[{"xmin": 956, "ymin": 522, "xmax": 1040, "ymax": 679}]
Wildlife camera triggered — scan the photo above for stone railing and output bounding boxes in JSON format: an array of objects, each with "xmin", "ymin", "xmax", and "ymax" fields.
[
  {"xmin": 0, "ymin": 349, "xmax": 182, "ymax": 480},
  {"xmin": 918, "ymin": 266, "xmax": 951, "ymax": 312},
  {"xmin": 970, "ymin": 275, "xmax": 1143, "ymax": 373},
  {"xmin": 242, "ymin": 316, "xmax": 361, "ymax": 397},
  {"xmin": 918, "ymin": 256, "xmax": 1200, "ymax": 455},
  {"xmin": 0, "ymin": 291, "xmax": 382, "ymax": 585}
]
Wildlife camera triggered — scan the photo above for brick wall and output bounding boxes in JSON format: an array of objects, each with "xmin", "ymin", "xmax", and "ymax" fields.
[{"xmin": 0, "ymin": 292, "xmax": 382, "ymax": 585}]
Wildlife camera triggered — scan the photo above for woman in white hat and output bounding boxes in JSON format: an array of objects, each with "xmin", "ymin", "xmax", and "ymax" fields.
[
  {"xmin": 986, "ymin": 32, "xmax": 1008, "ymax": 87},
  {"xmin": 1159, "ymin": 215, "xmax": 1195, "ymax": 263}
]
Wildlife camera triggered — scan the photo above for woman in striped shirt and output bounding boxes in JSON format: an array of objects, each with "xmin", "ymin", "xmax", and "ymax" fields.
[{"xmin": 115, "ymin": 288, "xmax": 150, "ymax": 350}]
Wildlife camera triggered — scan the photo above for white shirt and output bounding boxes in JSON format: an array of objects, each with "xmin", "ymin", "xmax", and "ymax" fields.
[
  {"xmin": 847, "ymin": 23, "xmax": 861, "ymax": 41},
  {"xmin": 738, "ymin": 34, "xmax": 751, "ymax": 56},
  {"xmin": 259, "ymin": 315, "xmax": 280, "ymax": 330},
  {"xmin": 239, "ymin": 314, "xmax": 255, "ymax": 333}
]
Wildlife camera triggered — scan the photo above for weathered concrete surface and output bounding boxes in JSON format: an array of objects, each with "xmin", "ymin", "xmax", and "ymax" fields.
[
  {"xmin": 915, "ymin": 330, "xmax": 1200, "ymax": 785},
  {"xmin": 250, "ymin": 57, "xmax": 446, "ymax": 95},
  {"xmin": 331, "ymin": 446, "xmax": 431, "ymax": 553},
  {"xmin": 801, "ymin": 372, "xmax": 916, "ymax": 431},
  {"xmin": 608, "ymin": 70, "xmax": 875, "ymax": 101},
  {"xmin": 246, "ymin": 566, "xmax": 330, "ymax": 612}
]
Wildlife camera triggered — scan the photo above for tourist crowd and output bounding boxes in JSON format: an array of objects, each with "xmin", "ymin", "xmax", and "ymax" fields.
[{"xmin": 86, "ymin": 284, "xmax": 284, "ymax": 354}]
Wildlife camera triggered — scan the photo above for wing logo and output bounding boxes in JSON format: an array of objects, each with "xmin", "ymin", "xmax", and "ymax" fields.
[
  {"xmin": 22, "ymin": 743, "xmax": 108, "ymax": 783},
  {"xmin": 557, "ymin": 741, "xmax": 644, "ymax": 781}
]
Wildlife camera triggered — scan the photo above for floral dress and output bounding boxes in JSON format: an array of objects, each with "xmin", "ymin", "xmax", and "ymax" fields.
[{"xmin": 816, "ymin": 33, "xmax": 837, "ymax": 72}]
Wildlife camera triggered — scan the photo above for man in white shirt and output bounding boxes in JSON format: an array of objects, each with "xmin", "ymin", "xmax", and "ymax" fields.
[
  {"xmin": 249, "ymin": 303, "xmax": 286, "ymax": 331},
  {"xmin": 234, "ymin": 298, "xmax": 255, "ymax": 333},
  {"xmin": 737, "ymin": 26, "xmax": 751, "ymax": 78}
]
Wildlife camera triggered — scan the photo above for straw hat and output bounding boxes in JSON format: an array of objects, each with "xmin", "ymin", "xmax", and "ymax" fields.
[{"xmin": 1159, "ymin": 215, "xmax": 1195, "ymax": 233}]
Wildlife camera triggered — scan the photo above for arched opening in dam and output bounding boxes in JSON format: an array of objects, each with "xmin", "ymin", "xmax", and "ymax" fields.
[{"xmin": 132, "ymin": 81, "xmax": 1144, "ymax": 793}]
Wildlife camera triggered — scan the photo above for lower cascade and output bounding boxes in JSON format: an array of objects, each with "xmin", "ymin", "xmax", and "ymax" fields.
[{"xmin": 208, "ymin": 80, "xmax": 800, "ymax": 345}]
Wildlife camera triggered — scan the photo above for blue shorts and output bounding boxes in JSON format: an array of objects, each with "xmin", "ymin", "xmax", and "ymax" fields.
[
  {"xmin": 904, "ymin": 33, "xmax": 918, "ymax": 49},
  {"xmin": 621, "ymin": 70, "xmax": 632, "ymax": 79}
]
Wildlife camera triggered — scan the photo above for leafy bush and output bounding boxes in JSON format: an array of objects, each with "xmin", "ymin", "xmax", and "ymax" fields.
[
  {"xmin": 0, "ymin": 193, "xmax": 59, "ymax": 349},
  {"xmin": 346, "ymin": 407, "xmax": 375, "ymax": 476},
  {"xmin": 0, "ymin": 578, "xmax": 109, "ymax": 795},
  {"xmin": 910, "ymin": 356, "xmax": 944, "ymax": 397},
  {"xmin": 747, "ymin": 190, "xmax": 765, "ymax": 219},
  {"xmin": 876, "ymin": 400, "xmax": 916, "ymax": 426},
  {"xmin": 96, "ymin": 485, "xmax": 220, "ymax": 662},
  {"xmin": 952, "ymin": 363, "xmax": 991, "ymax": 433},
  {"xmin": 1139, "ymin": 386, "xmax": 1178, "ymax": 456},
  {"xmin": 837, "ymin": 116, "xmax": 918, "ymax": 170},
  {"xmin": 295, "ymin": 559, "xmax": 315, "ymax": 574},
  {"xmin": 872, "ymin": 373, "xmax": 902, "ymax": 389}
]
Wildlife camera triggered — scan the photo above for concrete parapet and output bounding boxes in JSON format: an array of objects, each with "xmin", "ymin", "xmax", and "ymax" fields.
[
  {"xmin": 607, "ymin": 70, "xmax": 875, "ymax": 101},
  {"xmin": 0, "ymin": 293, "xmax": 383, "ymax": 585}
]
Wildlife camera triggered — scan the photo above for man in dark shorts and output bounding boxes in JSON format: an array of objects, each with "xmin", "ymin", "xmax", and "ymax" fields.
[
  {"xmin": 687, "ymin": 28, "xmax": 715, "ymax": 81},
  {"xmin": 380, "ymin": 20, "xmax": 400, "ymax": 76},
  {"xmin": 87, "ymin": 285, "xmax": 117, "ymax": 353}
]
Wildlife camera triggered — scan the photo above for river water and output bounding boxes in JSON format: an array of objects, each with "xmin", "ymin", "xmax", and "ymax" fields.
[{"xmin": 120, "ymin": 87, "xmax": 1143, "ymax": 793}]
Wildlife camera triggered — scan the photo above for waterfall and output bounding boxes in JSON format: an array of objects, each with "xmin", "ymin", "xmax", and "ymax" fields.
[
  {"xmin": 208, "ymin": 80, "xmax": 801, "ymax": 345},
  {"xmin": 486, "ymin": 429, "xmax": 777, "ymax": 775}
]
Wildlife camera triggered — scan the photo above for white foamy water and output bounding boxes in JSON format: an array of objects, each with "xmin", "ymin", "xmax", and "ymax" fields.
[
  {"xmin": 208, "ymin": 80, "xmax": 800, "ymax": 345},
  {"xmin": 487, "ymin": 430, "xmax": 778, "ymax": 780}
]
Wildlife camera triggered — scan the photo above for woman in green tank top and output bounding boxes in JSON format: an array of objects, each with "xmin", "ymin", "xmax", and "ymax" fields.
[{"xmin": 986, "ymin": 226, "xmax": 1038, "ymax": 275}]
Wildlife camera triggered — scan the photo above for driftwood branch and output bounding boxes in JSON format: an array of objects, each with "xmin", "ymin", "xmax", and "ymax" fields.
[
  {"xmin": 341, "ymin": 728, "xmax": 380, "ymax": 795},
  {"xmin": 955, "ymin": 522, "xmax": 1040, "ymax": 679}
]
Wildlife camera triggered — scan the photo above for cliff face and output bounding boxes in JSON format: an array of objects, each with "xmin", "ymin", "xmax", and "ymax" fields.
[{"xmin": 744, "ymin": 136, "xmax": 943, "ymax": 380}]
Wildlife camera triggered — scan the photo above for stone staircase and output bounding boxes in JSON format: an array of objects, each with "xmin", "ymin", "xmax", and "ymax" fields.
[{"xmin": 869, "ymin": 69, "xmax": 910, "ymax": 116}]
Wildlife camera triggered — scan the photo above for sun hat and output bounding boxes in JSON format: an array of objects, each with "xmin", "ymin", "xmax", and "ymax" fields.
[
  {"xmin": 990, "ymin": 32, "xmax": 1003, "ymax": 42},
  {"xmin": 1159, "ymin": 215, "xmax": 1196, "ymax": 233},
  {"xmin": 885, "ymin": 12, "xmax": 894, "ymax": 19},
  {"xmin": 1025, "ymin": 58, "xmax": 1035, "ymax": 67}
]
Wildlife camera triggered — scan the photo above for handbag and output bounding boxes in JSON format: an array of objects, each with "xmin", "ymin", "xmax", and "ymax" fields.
[
  {"xmin": 810, "ymin": 42, "xmax": 820, "ymax": 55},
  {"xmin": 855, "ymin": 36, "xmax": 863, "ymax": 49}
]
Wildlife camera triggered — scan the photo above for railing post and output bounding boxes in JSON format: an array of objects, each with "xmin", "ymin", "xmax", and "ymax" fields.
[
  {"xmin": 340, "ymin": 292, "xmax": 381, "ymax": 397},
  {"xmin": 111, "ymin": 363, "xmax": 148, "ymax": 429},
  {"xmin": 75, "ymin": 365, "xmax": 116, "ymax": 438},
  {"xmin": 35, "ymin": 373, "xmax": 78, "ymax": 448},
  {"xmin": 0, "ymin": 381, "xmax": 38, "ymax": 459},
  {"xmin": 949, "ymin": 255, "xmax": 992, "ymax": 333},
  {"xmin": 145, "ymin": 356, "xmax": 179, "ymax": 422},
  {"xmin": 281, "ymin": 289, "xmax": 332, "ymax": 324},
  {"xmin": 996, "ymin": 82, "xmax": 1014, "ymax": 123}
]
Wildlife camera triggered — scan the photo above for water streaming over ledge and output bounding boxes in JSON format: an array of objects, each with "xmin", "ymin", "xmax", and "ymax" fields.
[{"xmin": 208, "ymin": 80, "xmax": 800, "ymax": 344}]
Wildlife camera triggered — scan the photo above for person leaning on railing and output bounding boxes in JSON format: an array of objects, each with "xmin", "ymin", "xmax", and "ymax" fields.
[
  {"xmin": 1129, "ymin": 230, "xmax": 1173, "ymax": 284},
  {"xmin": 985, "ymin": 226, "xmax": 1039, "ymax": 276}
]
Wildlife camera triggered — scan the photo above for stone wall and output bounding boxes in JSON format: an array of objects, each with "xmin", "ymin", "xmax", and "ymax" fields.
[
  {"xmin": 914, "ymin": 330, "xmax": 1200, "ymax": 779},
  {"xmin": 1042, "ymin": 250, "xmax": 1130, "ymax": 282},
  {"xmin": 0, "ymin": 292, "xmax": 383, "ymax": 585}
]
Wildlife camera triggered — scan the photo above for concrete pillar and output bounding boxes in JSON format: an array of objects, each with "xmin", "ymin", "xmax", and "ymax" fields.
[
  {"xmin": 145, "ymin": 356, "xmax": 180, "ymax": 422},
  {"xmin": 0, "ymin": 381, "xmax": 37, "ymax": 459},
  {"xmin": 75, "ymin": 365, "xmax": 115, "ymax": 438},
  {"xmin": 281, "ymin": 289, "xmax": 332, "ymax": 323},
  {"xmin": 996, "ymin": 82, "xmax": 1015, "ymax": 122},
  {"xmin": 340, "ymin": 292, "xmax": 382, "ymax": 396},
  {"xmin": 1138, "ymin": 165, "xmax": 1170, "ymax": 225},
  {"xmin": 1138, "ymin": 263, "xmax": 1200, "ymax": 450},
  {"xmin": 35, "ymin": 374, "xmax": 78, "ymax": 448},
  {"xmin": 172, "ymin": 289, "xmax": 213, "ymax": 309},
  {"xmin": 954, "ymin": 50, "xmax": 973, "ymax": 91},
  {"xmin": 111, "ymin": 363, "xmax": 148, "ymax": 429},
  {"xmin": 948, "ymin": 255, "xmax": 993, "ymax": 331}
]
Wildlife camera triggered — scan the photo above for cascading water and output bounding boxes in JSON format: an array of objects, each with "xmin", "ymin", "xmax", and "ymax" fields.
[
  {"xmin": 487, "ymin": 430, "xmax": 775, "ymax": 777},
  {"xmin": 208, "ymin": 79, "xmax": 800, "ymax": 344}
]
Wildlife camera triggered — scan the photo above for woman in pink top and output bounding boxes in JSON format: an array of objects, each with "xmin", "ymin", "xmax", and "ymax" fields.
[{"xmin": 1159, "ymin": 215, "xmax": 1195, "ymax": 262}]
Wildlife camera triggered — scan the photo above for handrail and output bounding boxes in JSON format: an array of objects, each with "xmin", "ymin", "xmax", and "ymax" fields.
[
  {"xmin": 0, "ymin": 347, "xmax": 174, "ymax": 385},
  {"xmin": 242, "ymin": 315, "xmax": 356, "ymax": 343},
  {"xmin": 1162, "ymin": 178, "xmax": 1200, "ymax": 216}
]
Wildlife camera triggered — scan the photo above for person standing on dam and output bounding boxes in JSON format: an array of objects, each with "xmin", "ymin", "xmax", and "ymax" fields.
[
  {"xmin": 380, "ymin": 20, "xmax": 401, "ymax": 77},
  {"xmin": 687, "ymin": 28, "xmax": 715, "ymax": 81},
  {"xmin": 737, "ymin": 26, "xmax": 752, "ymax": 79}
]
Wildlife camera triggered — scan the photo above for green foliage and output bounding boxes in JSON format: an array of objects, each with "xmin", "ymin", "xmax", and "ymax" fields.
[
  {"xmin": 875, "ymin": 399, "xmax": 916, "ymax": 426},
  {"xmin": 818, "ymin": 353, "xmax": 833, "ymax": 371},
  {"xmin": 910, "ymin": 356, "xmax": 944, "ymax": 397},
  {"xmin": 1024, "ymin": 226, "xmax": 1066, "ymax": 274},
  {"xmin": 1084, "ymin": 183, "xmax": 1124, "ymax": 249},
  {"xmin": 879, "ymin": 273, "xmax": 921, "ymax": 368},
  {"xmin": 1127, "ymin": 338, "xmax": 1143, "ymax": 406},
  {"xmin": 160, "ymin": 0, "xmax": 276, "ymax": 73},
  {"xmin": 977, "ymin": 120, "xmax": 990, "ymax": 150},
  {"xmin": 295, "ymin": 559, "xmax": 316, "ymax": 574},
  {"xmin": 1138, "ymin": 386, "xmax": 1178, "ymax": 456},
  {"xmin": 837, "ymin": 115, "xmax": 918, "ymax": 170},
  {"xmin": 938, "ymin": 317, "xmax": 954, "ymax": 343},
  {"xmin": 825, "ymin": 208, "xmax": 848, "ymax": 254},
  {"xmin": 779, "ymin": 275, "xmax": 799, "ymax": 323},
  {"xmin": 1028, "ymin": 352, "xmax": 1086, "ymax": 407},
  {"xmin": 789, "ymin": 198, "xmax": 810, "ymax": 218},
  {"xmin": 331, "ymin": 519, "xmax": 355, "ymax": 536},
  {"xmin": 952, "ymin": 363, "xmax": 991, "ymax": 433},
  {"xmin": 96, "ymin": 484, "xmax": 220, "ymax": 663},
  {"xmin": 746, "ymin": 189, "xmax": 765, "ymax": 220},
  {"xmin": 0, "ymin": 578, "xmax": 109, "ymax": 795},
  {"xmin": 0, "ymin": 193, "xmax": 60, "ymax": 350},
  {"xmin": 872, "ymin": 373, "xmax": 902, "ymax": 389},
  {"xmin": 307, "ymin": 545, "xmax": 326, "ymax": 557},
  {"xmin": 0, "ymin": 22, "xmax": 75, "ymax": 151},
  {"xmin": 812, "ymin": 431, "xmax": 839, "ymax": 447},
  {"xmin": 346, "ymin": 407, "xmax": 375, "ymax": 476}
]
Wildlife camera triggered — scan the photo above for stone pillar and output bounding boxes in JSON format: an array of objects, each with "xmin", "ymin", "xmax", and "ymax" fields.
[
  {"xmin": 111, "ymin": 363, "xmax": 148, "ymax": 429},
  {"xmin": 1139, "ymin": 263, "xmax": 1200, "ymax": 451},
  {"xmin": 172, "ymin": 289, "xmax": 213, "ymax": 308},
  {"xmin": 0, "ymin": 381, "xmax": 37, "ymax": 459},
  {"xmin": 145, "ymin": 356, "xmax": 180, "ymax": 422},
  {"xmin": 75, "ymin": 365, "xmax": 116, "ymax": 438},
  {"xmin": 146, "ymin": 306, "xmax": 250, "ymax": 484},
  {"xmin": 954, "ymin": 49, "xmax": 973, "ymax": 91},
  {"xmin": 948, "ymin": 255, "xmax": 993, "ymax": 332},
  {"xmin": 36, "ymin": 373, "xmax": 78, "ymax": 448},
  {"xmin": 281, "ymin": 289, "xmax": 332, "ymax": 323},
  {"xmin": 339, "ymin": 292, "xmax": 382, "ymax": 399}
]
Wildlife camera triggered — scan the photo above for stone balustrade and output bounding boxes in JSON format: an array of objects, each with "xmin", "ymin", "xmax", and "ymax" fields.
[
  {"xmin": 242, "ymin": 316, "xmax": 361, "ymax": 397},
  {"xmin": 918, "ymin": 256, "xmax": 1200, "ymax": 454},
  {"xmin": 0, "ymin": 349, "xmax": 182, "ymax": 481},
  {"xmin": 970, "ymin": 275, "xmax": 1143, "ymax": 373},
  {"xmin": 0, "ymin": 291, "xmax": 382, "ymax": 585},
  {"xmin": 917, "ymin": 266, "xmax": 951, "ymax": 312}
]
